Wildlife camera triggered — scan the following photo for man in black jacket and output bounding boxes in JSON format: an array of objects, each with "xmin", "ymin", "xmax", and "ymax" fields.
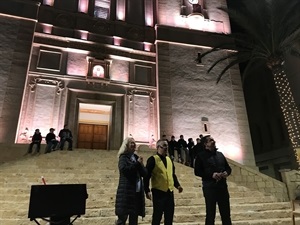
[
  {"xmin": 194, "ymin": 135, "xmax": 232, "ymax": 225},
  {"xmin": 58, "ymin": 124, "xmax": 73, "ymax": 150},
  {"xmin": 45, "ymin": 128, "xmax": 59, "ymax": 153},
  {"xmin": 27, "ymin": 129, "xmax": 42, "ymax": 154}
]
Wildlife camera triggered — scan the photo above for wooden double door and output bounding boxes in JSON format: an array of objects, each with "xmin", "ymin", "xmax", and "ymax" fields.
[{"xmin": 77, "ymin": 124, "xmax": 108, "ymax": 150}]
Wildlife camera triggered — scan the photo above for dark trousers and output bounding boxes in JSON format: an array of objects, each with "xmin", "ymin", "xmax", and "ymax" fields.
[
  {"xmin": 116, "ymin": 213, "xmax": 138, "ymax": 225},
  {"xmin": 152, "ymin": 189, "xmax": 174, "ymax": 225},
  {"xmin": 28, "ymin": 142, "xmax": 41, "ymax": 153},
  {"xmin": 203, "ymin": 187, "xmax": 232, "ymax": 225},
  {"xmin": 60, "ymin": 138, "xmax": 73, "ymax": 150},
  {"xmin": 168, "ymin": 148, "xmax": 175, "ymax": 160},
  {"xmin": 45, "ymin": 140, "xmax": 59, "ymax": 153}
]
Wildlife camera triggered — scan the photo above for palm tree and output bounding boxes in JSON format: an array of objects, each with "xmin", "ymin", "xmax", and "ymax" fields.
[{"xmin": 201, "ymin": 0, "xmax": 300, "ymax": 168}]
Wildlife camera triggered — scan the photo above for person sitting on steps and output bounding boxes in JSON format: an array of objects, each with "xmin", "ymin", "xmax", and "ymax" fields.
[
  {"xmin": 27, "ymin": 129, "xmax": 42, "ymax": 155},
  {"xmin": 58, "ymin": 124, "xmax": 73, "ymax": 151},
  {"xmin": 45, "ymin": 128, "xmax": 59, "ymax": 153}
]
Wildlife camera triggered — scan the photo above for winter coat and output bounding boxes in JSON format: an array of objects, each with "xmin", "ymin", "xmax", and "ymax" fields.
[
  {"xmin": 115, "ymin": 153, "xmax": 147, "ymax": 217},
  {"xmin": 194, "ymin": 148, "xmax": 231, "ymax": 188}
]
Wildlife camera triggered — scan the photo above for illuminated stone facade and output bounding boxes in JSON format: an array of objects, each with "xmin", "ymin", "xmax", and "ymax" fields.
[{"xmin": 0, "ymin": 0, "xmax": 255, "ymax": 166}]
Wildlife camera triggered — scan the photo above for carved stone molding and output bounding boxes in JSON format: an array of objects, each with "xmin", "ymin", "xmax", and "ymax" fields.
[
  {"xmin": 55, "ymin": 13, "xmax": 75, "ymax": 28},
  {"xmin": 34, "ymin": 35, "xmax": 156, "ymax": 62},
  {"xmin": 93, "ymin": 21, "xmax": 111, "ymax": 33},
  {"xmin": 127, "ymin": 89, "xmax": 155, "ymax": 103},
  {"xmin": 29, "ymin": 78, "xmax": 64, "ymax": 95},
  {"xmin": 126, "ymin": 27, "xmax": 144, "ymax": 41}
]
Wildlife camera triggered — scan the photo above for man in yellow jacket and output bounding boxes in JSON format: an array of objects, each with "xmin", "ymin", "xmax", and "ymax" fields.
[{"xmin": 144, "ymin": 139, "xmax": 183, "ymax": 225}]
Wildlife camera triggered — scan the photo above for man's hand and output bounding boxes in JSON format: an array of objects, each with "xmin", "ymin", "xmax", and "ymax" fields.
[
  {"xmin": 178, "ymin": 186, "xmax": 183, "ymax": 193},
  {"xmin": 146, "ymin": 192, "xmax": 152, "ymax": 200},
  {"xmin": 222, "ymin": 171, "xmax": 228, "ymax": 178},
  {"xmin": 138, "ymin": 156, "xmax": 144, "ymax": 165},
  {"xmin": 212, "ymin": 172, "xmax": 222, "ymax": 181}
]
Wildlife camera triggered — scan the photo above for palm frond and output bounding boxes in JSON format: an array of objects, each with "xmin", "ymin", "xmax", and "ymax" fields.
[{"xmin": 272, "ymin": 0, "xmax": 300, "ymax": 47}]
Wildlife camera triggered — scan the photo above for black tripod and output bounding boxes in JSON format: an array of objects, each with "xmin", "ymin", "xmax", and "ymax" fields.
[{"xmin": 31, "ymin": 215, "xmax": 80, "ymax": 225}]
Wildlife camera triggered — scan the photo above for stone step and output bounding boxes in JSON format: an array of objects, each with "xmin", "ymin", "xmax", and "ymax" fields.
[
  {"xmin": 0, "ymin": 202, "xmax": 291, "ymax": 218},
  {"xmin": 0, "ymin": 215, "xmax": 293, "ymax": 225},
  {"xmin": 0, "ymin": 193, "xmax": 278, "ymax": 206},
  {"xmin": 0, "ymin": 148, "xmax": 292, "ymax": 225},
  {"xmin": 0, "ymin": 207, "xmax": 294, "ymax": 222},
  {"xmin": 0, "ymin": 184, "xmax": 269, "ymax": 197}
]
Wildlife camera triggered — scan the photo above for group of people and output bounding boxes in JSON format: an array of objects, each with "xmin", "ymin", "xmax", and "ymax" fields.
[
  {"xmin": 162, "ymin": 134, "xmax": 205, "ymax": 168},
  {"xmin": 26, "ymin": 125, "xmax": 73, "ymax": 154},
  {"xmin": 115, "ymin": 135, "xmax": 232, "ymax": 225}
]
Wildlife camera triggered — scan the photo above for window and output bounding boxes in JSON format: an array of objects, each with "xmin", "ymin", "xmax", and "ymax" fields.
[
  {"xmin": 87, "ymin": 57, "xmax": 111, "ymax": 80},
  {"xmin": 134, "ymin": 65, "xmax": 152, "ymax": 85},
  {"xmin": 37, "ymin": 50, "xmax": 62, "ymax": 72},
  {"xmin": 94, "ymin": 0, "xmax": 110, "ymax": 19},
  {"xmin": 92, "ymin": 65, "xmax": 105, "ymax": 78}
]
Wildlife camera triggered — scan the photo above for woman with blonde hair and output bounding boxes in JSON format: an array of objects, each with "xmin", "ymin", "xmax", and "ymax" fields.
[{"xmin": 115, "ymin": 137, "xmax": 147, "ymax": 225}]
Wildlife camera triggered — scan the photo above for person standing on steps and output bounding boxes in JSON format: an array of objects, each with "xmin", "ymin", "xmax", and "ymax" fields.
[
  {"xmin": 144, "ymin": 139, "xmax": 183, "ymax": 225},
  {"xmin": 115, "ymin": 137, "xmax": 147, "ymax": 225},
  {"xmin": 194, "ymin": 135, "xmax": 232, "ymax": 225}
]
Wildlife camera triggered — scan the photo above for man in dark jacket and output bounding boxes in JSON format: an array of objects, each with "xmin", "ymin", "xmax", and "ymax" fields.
[
  {"xmin": 45, "ymin": 128, "xmax": 59, "ymax": 153},
  {"xmin": 58, "ymin": 124, "xmax": 73, "ymax": 150},
  {"xmin": 168, "ymin": 135, "xmax": 177, "ymax": 161},
  {"xmin": 194, "ymin": 135, "xmax": 232, "ymax": 225},
  {"xmin": 177, "ymin": 135, "xmax": 188, "ymax": 164},
  {"xmin": 144, "ymin": 139, "xmax": 183, "ymax": 225},
  {"xmin": 27, "ymin": 129, "xmax": 42, "ymax": 154}
]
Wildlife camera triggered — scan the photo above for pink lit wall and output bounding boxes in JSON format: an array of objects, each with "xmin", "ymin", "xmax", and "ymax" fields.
[
  {"xmin": 145, "ymin": 0, "xmax": 154, "ymax": 26},
  {"xmin": 156, "ymin": 0, "xmax": 231, "ymax": 34},
  {"xmin": 157, "ymin": 43, "xmax": 255, "ymax": 167},
  {"xmin": 66, "ymin": 52, "xmax": 88, "ymax": 76},
  {"xmin": 110, "ymin": 59, "xmax": 129, "ymax": 82}
]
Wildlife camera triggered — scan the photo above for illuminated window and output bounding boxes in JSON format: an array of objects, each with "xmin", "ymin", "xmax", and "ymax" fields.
[
  {"xmin": 87, "ymin": 57, "xmax": 111, "ymax": 80},
  {"xmin": 92, "ymin": 65, "xmax": 105, "ymax": 78},
  {"xmin": 94, "ymin": 0, "xmax": 110, "ymax": 19}
]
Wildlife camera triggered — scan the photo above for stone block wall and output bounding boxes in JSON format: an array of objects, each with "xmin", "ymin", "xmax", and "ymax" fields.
[
  {"xmin": 157, "ymin": 42, "xmax": 255, "ymax": 167},
  {"xmin": 0, "ymin": 15, "xmax": 35, "ymax": 143},
  {"xmin": 281, "ymin": 169, "xmax": 300, "ymax": 200},
  {"xmin": 228, "ymin": 158, "xmax": 289, "ymax": 202}
]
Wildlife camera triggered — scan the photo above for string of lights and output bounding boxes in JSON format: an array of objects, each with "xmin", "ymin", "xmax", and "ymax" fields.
[{"xmin": 273, "ymin": 64, "xmax": 300, "ymax": 168}]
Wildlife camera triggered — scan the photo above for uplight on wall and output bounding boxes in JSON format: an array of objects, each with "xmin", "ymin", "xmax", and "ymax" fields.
[
  {"xmin": 144, "ymin": 42, "xmax": 152, "ymax": 52},
  {"xmin": 113, "ymin": 36, "xmax": 122, "ymax": 46},
  {"xmin": 80, "ymin": 30, "xmax": 89, "ymax": 40},
  {"xmin": 42, "ymin": 23, "xmax": 53, "ymax": 34},
  {"xmin": 146, "ymin": 17, "xmax": 153, "ymax": 27},
  {"xmin": 43, "ymin": 0, "xmax": 54, "ymax": 6}
]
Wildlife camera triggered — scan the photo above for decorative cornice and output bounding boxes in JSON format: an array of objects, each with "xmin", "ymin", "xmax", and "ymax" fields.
[
  {"xmin": 127, "ymin": 89, "xmax": 156, "ymax": 104},
  {"xmin": 33, "ymin": 34, "xmax": 156, "ymax": 63},
  {"xmin": 29, "ymin": 78, "xmax": 64, "ymax": 95},
  {"xmin": 55, "ymin": 13, "xmax": 75, "ymax": 28}
]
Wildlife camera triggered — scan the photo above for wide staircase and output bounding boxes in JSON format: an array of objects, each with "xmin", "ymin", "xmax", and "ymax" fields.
[{"xmin": 0, "ymin": 147, "xmax": 294, "ymax": 225}]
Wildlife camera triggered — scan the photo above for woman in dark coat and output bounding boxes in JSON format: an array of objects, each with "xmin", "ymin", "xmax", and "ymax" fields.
[{"xmin": 115, "ymin": 137, "xmax": 147, "ymax": 225}]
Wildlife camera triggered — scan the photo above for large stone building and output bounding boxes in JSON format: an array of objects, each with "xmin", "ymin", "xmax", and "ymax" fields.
[{"xmin": 0, "ymin": 0, "xmax": 256, "ymax": 167}]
